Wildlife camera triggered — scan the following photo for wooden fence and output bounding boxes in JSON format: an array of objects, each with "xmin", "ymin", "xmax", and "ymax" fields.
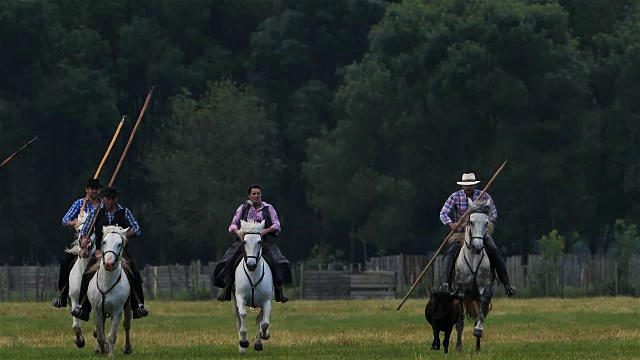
[
  {"xmin": 1, "ymin": 255, "xmax": 638, "ymax": 302},
  {"xmin": 298, "ymin": 264, "xmax": 396, "ymax": 300},
  {"xmin": 367, "ymin": 254, "xmax": 640, "ymax": 297}
]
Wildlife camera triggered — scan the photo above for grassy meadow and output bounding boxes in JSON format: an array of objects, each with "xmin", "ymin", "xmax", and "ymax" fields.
[{"xmin": 1, "ymin": 297, "xmax": 639, "ymax": 359}]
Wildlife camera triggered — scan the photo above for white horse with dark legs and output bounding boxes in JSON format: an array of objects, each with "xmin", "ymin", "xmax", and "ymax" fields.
[
  {"xmin": 87, "ymin": 226, "xmax": 132, "ymax": 356},
  {"xmin": 66, "ymin": 227, "xmax": 96, "ymax": 349},
  {"xmin": 232, "ymin": 220, "xmax": 273, "ymax": 353},
  {"xmin": 453, "ymin": 197, "xmax": 494, "ymax": 352}
]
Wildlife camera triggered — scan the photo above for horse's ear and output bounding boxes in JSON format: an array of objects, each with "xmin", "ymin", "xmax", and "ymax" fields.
[
  {"xmin": 259, "ymin": 220, "xmax": 265, "ymax": 229},
  {"xmin": 467, "ymin": 197, "xmax": 474, "ymax": 208},
  {"xmin": 240, "ymin": 220, "xmax": 247, "ymax": 229},
  {"xmin": 428, "ymin": 285, "xmax": 434, "ymax": 295}
]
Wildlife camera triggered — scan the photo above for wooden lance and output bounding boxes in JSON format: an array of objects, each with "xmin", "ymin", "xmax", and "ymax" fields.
[
  {"xmin": 84, "ymin": 87, "xmax": 154, "ymax": 241},
  {"xmin": 397, "ymin": 159, "xmax": 509, "ymax": 311},
  {"xmin": 79, "ymin": 116, "xmax": 126, "ymax": 215},
  {"xmin": 0, "ymin": 136, "xmax": 39, "ymax": 169}
]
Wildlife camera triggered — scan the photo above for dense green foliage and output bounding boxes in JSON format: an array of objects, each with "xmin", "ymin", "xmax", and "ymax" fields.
[{"xmin": 0, "ymin": 0, "xmax": 638, "ymax": 265}]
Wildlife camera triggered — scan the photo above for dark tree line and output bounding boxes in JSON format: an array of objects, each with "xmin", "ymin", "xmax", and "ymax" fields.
[{"xmin": 1, "ymin": 0, "xmax": 638, "ymax": 266}]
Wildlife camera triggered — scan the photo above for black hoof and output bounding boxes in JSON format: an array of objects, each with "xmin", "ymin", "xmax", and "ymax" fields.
[
  {"xmin": 76, "ymin": 336, "xmax": 85, "ymax": 348},
  {"xmin": 239, "ymin": 340, "xmax": 249, "ymax": 348},
  {"xmin": 254, "ymin": 343, "xmax": 263, "ymax": 351}
]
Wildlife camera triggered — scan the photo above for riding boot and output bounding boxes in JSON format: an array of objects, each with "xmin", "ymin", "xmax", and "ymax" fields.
[
  {"xmin": 126, "ymin": 260, "xmax": 149, "ymax": 319},
  {"xmin": 52, "ymin": 252, "xmax": 75, "ymax": 308},
  {"xmin": 216, "ymin": 281, "xmax": 233, "ymax": 302},
  {"xmin": 439, "ymin": 242, "xmax": 460, "ymax": 292},
  {"xmin": 484, "ymin": 235, "xmax": 516, "ymax": 297},
  {"xmin": 274, "ymin": 283, "xmax": 289, "ymax": 303},
  {"xmin": 70, "ymin": 257, "xmax": 97, "ymax": 321}
]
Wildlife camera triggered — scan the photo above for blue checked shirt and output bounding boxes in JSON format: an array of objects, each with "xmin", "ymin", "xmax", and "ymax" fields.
[
  {"xmin": 61, "ymin": 198, "xmax": 99, "ymax": 226},
  {"xmin": 79, "ymin": 203, "xmax": 141, "ymax": 237},
  {"xmin": 439, "ymin": 189, "xmax": 497, "ymax": 231}
]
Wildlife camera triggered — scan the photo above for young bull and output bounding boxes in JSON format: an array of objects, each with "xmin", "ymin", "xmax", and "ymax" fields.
[{"xmin": 424, "ymin": 286, "xmax": 462, "ymax": 353}]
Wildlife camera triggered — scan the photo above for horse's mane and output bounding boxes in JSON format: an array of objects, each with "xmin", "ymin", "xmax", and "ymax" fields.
[
  {"xmin": 65, "ymin": 234, "xmax": 82, "ymax": 255},
  {"xmin": 237, "ymin": 220, "xmax": 264, "ymax": 240},
  {"xmin": 469, "ymin": 197, "xmax": 491, "ymax": 215}
]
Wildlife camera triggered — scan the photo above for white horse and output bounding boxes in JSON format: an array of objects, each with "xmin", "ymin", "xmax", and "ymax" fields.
[
  {"xmin": 87, "ymin": 225, "xmax": 133, "ymax": 356},
  {"xmin": 232, "ymin": 220, "xmax": 274, "ymax": 353},
  {"xmin": 452, "ymin": 197, "xmax": 494, "ymax": 352},
  {"xmin": 66, "ymin": 220, "xmax": 96, "ymax": 349}
]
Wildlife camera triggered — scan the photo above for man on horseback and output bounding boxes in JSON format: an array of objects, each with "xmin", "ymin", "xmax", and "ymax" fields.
[
  {"xmin": 70, "ymin": 186, "xmax": 149, "ymax": 321},
  {"xmin": 214, "ymin": 184, "xmax": 292, "ymax": 303},
  {"xmin": 439, "ymin": 173, "xmax": 516, "ymax": 297},
  {"xmin": 51, "ymin": 178, "xmax": 103, "ymax": 308}
]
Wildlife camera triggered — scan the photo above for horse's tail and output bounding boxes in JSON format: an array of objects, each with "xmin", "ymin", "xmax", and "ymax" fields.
[{"xmin": 463, "ymin": 300, "xmax": 479, "ymax": 320}]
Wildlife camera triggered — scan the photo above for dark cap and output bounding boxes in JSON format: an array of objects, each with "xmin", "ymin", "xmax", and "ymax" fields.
[
  {"xmin": 85, "ymin": 178, "xmax": 104, "ymax": 189},
  {"xmin": 100, "ymin": 186, "xmax": 120, "ymax": 199}
]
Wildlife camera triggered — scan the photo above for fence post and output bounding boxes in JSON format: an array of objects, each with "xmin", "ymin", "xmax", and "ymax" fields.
[
  {"xmin": 299, "ymin": 263, "xmax": 304, "ymax": 301},
  {"xmin": 184, "ymin": 264, "xmax": 191, "ymax": 297},
  {"xmin": 35, "ymin": 266, "xmax": 40, "ymax": 302},
  {"xmin": 168, "ymin": 264, "xmax": 174, "ymax": 300}
]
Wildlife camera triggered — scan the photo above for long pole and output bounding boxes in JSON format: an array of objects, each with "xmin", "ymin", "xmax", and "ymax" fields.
[
  {"xmin": 79, "ymin": 116, "xmax": 126, "ymax": 215},
  {"xmin": 85, "ymin": 87, "xmax": 154, "ymax": 240},
  {"xmin": 110, "ymin": 87, "xmax": 154, "ymax": 186},
  {"xmin": 397, "ymin": 159, "xmax": 509, "ymax": 311},
  {"xmin": 0, "ymin": 136, "xmax": 39, "ymax": 168}
]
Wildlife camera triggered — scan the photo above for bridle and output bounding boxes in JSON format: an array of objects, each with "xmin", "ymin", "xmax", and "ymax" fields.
[
  {"xmin": 96, "ymin": 233, "xmax": 125, "ymax": 318},
  {"xmin": 241, "ymin": 232, "xmax": 266, "ymax": 308}
]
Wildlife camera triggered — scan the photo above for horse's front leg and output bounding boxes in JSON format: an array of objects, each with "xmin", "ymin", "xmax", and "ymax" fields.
[
  {"xmin": 93, "ymin": 312, "xmax": 108, "ymax": 354},
  {"xmin": 234, "ymin": 296, "xmax": 249, "ymax": 352},
  {"xmin": 107, "ymin": 311, "xmax": 122, "ymax": 357},
  {"xmin": 443, "ymin": 327, "xmax": 452, "ymax": 354},
  {"xmin": 72, "ymin": 313, "xmax": 85, "ymax": 348},
  {"xmin": 122, "ymin": 304, "xmax": 133, "ymax": 355}
]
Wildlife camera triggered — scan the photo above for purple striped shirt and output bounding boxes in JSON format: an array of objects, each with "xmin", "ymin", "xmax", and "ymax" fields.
[
  {"xmin": 439, "ymin": 189, "xmax": 497, "ymax": 229},
  {"xmin": 229, "ymin": 201, "xmax": 281, "ymax": 233}
]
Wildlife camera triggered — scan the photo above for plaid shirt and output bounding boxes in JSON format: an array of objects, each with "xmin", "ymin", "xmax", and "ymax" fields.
[
  {"xmin": 439, "ymin": 189, "xmax": 497, "ymax": 231},
  {"xmin": 79, "ymin": 203, "xmax": 141, "ymax": 237},
  {"xmin": 61, "ymin": 198, "xmax": 99, "ymax": 226}
]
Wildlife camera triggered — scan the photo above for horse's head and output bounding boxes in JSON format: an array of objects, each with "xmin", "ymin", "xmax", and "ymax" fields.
[
  {"xmin": 237, "ymin": 220, "xmax": 265, "ymax": 272},
  {"xmin": 465, "ymin": 197, "xmax": 491, "ymax": 254},
  {"xmin": 101, "ymin": 225, "xmax": 129, "ymax": 271}
]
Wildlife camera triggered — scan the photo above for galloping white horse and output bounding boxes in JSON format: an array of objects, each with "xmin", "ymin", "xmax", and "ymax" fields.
[
  {"xmin": 452, "ymin": 197, "xmax": 494, "ymax": 352},
  {"xmin": 232, "ymin": 220, "xmax": 274, "ymax": 353},
  {"xmin": 66, "ymin": 222, "xmax": 96, "ymax": 349},
  {"xmin": 87, "ymin": 225, "xmax": 133, "ymax": 356}
]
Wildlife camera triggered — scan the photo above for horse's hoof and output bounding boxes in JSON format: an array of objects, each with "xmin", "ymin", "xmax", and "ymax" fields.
[
  {"xmin": 93, "ymin": 330, "xmax": 97, "ymax": 338},
  {"xmin": 239, "ymin": 340, "xmax": 250, "ymax": 348},
  {"xmin": 431, "ymin": 345, "xmax": 439, "ymax": 350},
  {"xmin": 260, "ymin": 331, "xmax": 270, "ymax": 340},
  {"xmin": 123, "ymin": 345, "xmax": 132, "ymax": 354},
  {"xmin": 473, "ymin": 328, "xmax": 483, "ymax": 338},
  {"xmin": 75, "ymin": 335, "xmax": 85, "ymax": 348},
  {"xmin": 238, "ymin": 346, "xmax": 246, "ymax": 354},
  {"xmin": 254, "ymin": 343, "xmax": 263, "ymax": 351},
  {"xmin": 444, "ymin": 347, "xmax": 449, "ymax": 354},
  {"xmin": 95, "ymin": 349, "xmax": 101, "ymax": 354}
]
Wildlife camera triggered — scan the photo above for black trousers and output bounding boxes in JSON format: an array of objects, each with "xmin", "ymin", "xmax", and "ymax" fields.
[
  {"xmin": 57, "ymin": 251, "xmax": 76, "ymax": 295},
  {"xmin": 442, "ymin": 235, "xmax": 510, "ymax": 285},
  {"xmin": 77, "ymin": 249, "xmax": 145, "ymax": 312},
  {"xmin": 213, "ymin": 238, "xmax": 292, "ymax": 288}
]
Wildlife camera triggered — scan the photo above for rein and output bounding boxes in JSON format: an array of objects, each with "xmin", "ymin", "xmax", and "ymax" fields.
[
  {"xmin": 96, "ymin": 238, "xmax": 124, "ymax": 318},
  {"xmin": 241, "ymin": 233, "xmax": 266, "ymax": 308}
]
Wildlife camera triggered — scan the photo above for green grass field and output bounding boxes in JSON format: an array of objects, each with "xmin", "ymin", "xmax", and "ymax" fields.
[{"xmin": 1, "ymin": 297, "xmax": 639, "ymax": 359}]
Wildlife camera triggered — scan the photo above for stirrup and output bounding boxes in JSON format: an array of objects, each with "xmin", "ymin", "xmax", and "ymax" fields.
[
  {"xmin": 275, "ymin": 292, "xmax": 289, "ymax": 303},
  {"xmin": 439, "ymin": 282, "xmax": 452, "ymax": 292},
  {"xmin": 133, "ymin": 304, "xmax": 149, "ymax": 319},
  {"xmin": 505, "ymin": 285, "xmax": 516, "ymax": 297},
  {"xmin": 217, "ymin": 290, "xmax": 232, "ymax": 302},
  {"xmin": 51, "ymin": 295, "xmax": 67, "ymax": 308},
  {"xmin": 71, "ymin": 305, "xmax": 90, "ymax": 321}
]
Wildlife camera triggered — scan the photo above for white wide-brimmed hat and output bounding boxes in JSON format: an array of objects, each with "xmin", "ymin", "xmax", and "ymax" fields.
[{"xmin": 457, "ymin": 173, "xmax": 481, "ymax": 186}]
